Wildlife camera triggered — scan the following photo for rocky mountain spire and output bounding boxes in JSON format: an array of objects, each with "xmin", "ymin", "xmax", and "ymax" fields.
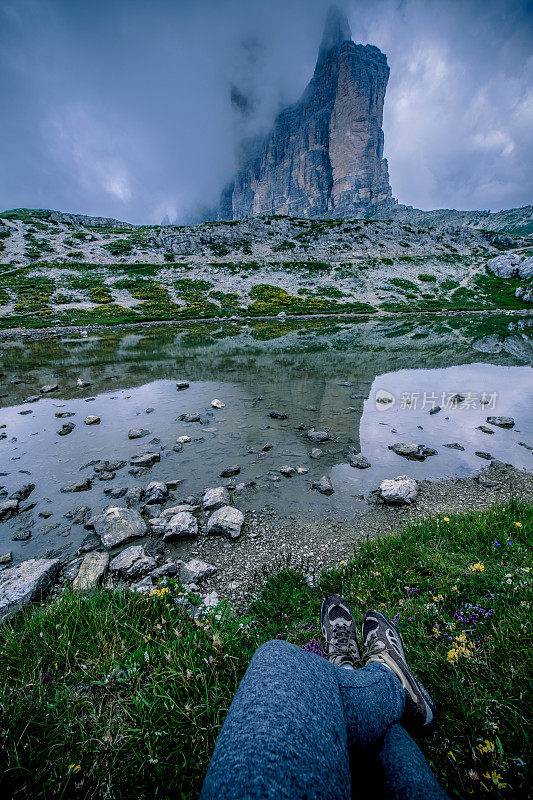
[
  {"xmin": 219, "ymin": 7, "xmax": 394, "ymax": 220},
  {"xmin": 315, "ymin": 6, "xmax": 352, "ymax": 72}
]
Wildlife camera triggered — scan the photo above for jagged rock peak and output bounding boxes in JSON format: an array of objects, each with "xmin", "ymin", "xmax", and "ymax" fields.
[
  {"xmin": 316, "ymin": 6, "xmax": 352, "ymax": 70},
  {"xmin": 218, "ymin": 6, "xmax": 394, "ymax": 221}
]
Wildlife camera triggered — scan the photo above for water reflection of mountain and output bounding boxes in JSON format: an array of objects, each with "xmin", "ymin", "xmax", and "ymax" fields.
[{"xmin": 0, "ymin": 315, "xmax": 531, "ymax": 409}]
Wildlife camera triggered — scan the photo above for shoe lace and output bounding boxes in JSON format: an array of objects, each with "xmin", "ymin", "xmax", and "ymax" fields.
[{"xmin": 328, "ymin": 629, "xmax": 365, "ymax": 668}]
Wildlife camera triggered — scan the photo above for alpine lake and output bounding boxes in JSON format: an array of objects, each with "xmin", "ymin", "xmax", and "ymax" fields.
[{"xmin": 0, "ymin": 312, "xmax": 532, "ymax": 567}]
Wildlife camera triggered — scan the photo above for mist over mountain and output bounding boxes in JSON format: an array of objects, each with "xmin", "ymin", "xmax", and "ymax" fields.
[{"xmin": 0, "ymin": 0, "xmax": 531, "ymax": 223}]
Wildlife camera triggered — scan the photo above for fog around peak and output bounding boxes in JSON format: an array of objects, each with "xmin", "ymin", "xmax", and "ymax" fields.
[{"xmin": 0, "ymin": 0, "xmax": 531, "ymax": 223}]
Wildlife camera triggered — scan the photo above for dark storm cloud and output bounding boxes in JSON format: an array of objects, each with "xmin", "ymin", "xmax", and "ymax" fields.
[{"xmin": 0, "ymin": 0, "xmax": 531, "ymax": 223}]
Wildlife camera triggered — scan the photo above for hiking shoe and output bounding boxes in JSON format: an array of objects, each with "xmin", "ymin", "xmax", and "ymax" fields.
[
  {"xmin": 320, "ymin": 594, "xmax": 361, "ymax": 668},
  {"xmin": 361, "ymin": 609, "xmax": 437, "ymax": 733}
]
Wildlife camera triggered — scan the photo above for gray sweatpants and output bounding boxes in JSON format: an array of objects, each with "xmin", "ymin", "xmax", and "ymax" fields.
[{"xmin": 200, "ymin": 640, "xmax": 449, "ymax": 800}]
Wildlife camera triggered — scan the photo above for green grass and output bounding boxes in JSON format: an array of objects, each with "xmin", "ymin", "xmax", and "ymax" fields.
[{"xmin": 0, "ymin": 502, "xmax": 531, "ymax": 799}]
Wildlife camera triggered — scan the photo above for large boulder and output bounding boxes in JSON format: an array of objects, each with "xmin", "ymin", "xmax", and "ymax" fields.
[
  {"xmin": 163, "ymin": 512, "xmax": 199, "ymax": 540},
  {"xmin": 487, "ymin": 254, "xmax": 533, "ymax": 280},
  {"xmin": 91, "ymin": 507, "xmax": 147, "ymax": 549},
  {"xmin": 0, "ymin": 558, "xmax": 61, "ymax": 620},
  {"xmin": 202, "ymin": 487, "xmax": 230, "ymax": 510},
  {"xmin": 379, "ymin": 476, "xmax": 418, "ymax": 505},
  {"xmin": 72, "ymin": 551, "xmax": 109, "ymax": 591},
  {"xmin": 0, "ymin": 499, "xmax": 19, "ymax": 520},
  {"xmin": 177, "ymin": 559, "xmax": 217, "ymax": 584},
  {"xmin": 109, "ymin": 546, "xmax": 156, "ymax": 581},
  {"xmin": 207, "ymin": 506, "xmax": 244, "ymax": 538}
]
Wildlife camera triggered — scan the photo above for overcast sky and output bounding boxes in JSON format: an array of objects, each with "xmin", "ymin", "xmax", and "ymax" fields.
[{"xmin": 0, "ymin": 0, "xmax": 531, "ymax": 223}]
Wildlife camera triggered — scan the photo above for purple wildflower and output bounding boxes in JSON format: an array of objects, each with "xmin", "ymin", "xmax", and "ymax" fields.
[
  {"xmin": 392, "ymin": 613, "xmax": 400, "ymax": 625},
  {"xmin": 493, "ymin": 540, "xmax": 500, "ymax": 546},
  {"xmin": 301, "ymin": 638, "xmax": 327, "ymax": 658}
]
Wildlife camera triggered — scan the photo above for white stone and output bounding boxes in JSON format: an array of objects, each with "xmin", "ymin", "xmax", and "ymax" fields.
[
  {"xmin": 0, "ymin": 558, "xmax": 61, "ymax": 620},
  {"xmin": 109, "ymin": 545, "xmax": 156, "ymax": 580},
  {"xmin": 164, "ymin": 511, "xmax": 199, "ymax": 540},
  {"xmin": 207, "ymin": 506, "xmax": 244, "ymax": 538},
  {"xmin": 379, "ymin": 475, "xmax": 418, "ymax": 505},
  {"xmin": 92, "ymin": 507, "xmax": 147, "ymax": 549},
  {"xmin": 202, "ymin": 486, "xmax": 230, "ymax": 510},
  {"xmin": 211, "ymin": 399, "xmax": 225, "ymax": 409}
]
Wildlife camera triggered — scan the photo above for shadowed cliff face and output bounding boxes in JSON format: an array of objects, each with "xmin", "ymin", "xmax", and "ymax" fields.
[{"xmin": 221, "ymin": 6, "xmax": 393, "ymax": 221}]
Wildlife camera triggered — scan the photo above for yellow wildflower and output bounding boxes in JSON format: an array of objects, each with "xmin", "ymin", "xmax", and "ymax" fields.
[
  {"xmin": 477, "ymin": 740, "xmax": 495, "ymax": 754},
  {"xmin": 514, "ymin": 521, "xmax": 522, "ymax": 528},
  {"xmin": 443, "ymin": 517, "xmax": 450, "ymax": 522},
  {"xmin": 468, "ymin": 563, "xmax": 485, "ymax": 573},
  {"xmin": 483, "ymin": 771, "xmax": 507, "ymax": 789}
]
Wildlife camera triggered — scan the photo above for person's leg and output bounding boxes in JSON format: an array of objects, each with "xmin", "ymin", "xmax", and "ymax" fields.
[
  {"xmin": 200, "ymin": 640, "xmax": 404, "ymax": 800},
  {"xmin": 375, "ymin": 723, "xmax": 450, "ymax": 800}
]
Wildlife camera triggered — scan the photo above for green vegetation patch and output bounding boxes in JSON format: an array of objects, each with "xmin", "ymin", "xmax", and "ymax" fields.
[
  {"xmin": 0, "ymin": 502, "xmax": 531, "ymax": 799},
  {"xmin": 418, "ymin": 273, "xmax": 437, "ymax": 282},
  {"xmin": 103, "ymin": 239, "xmax": 133, "ymax": 257}
]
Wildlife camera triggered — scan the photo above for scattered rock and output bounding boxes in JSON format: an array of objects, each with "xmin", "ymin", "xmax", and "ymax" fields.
[
  {"xmin": 312, "ymin": 476, "xmax": 334, "ymax": 495},
  {"xmin": 178, "ymin": 558, "xmax": 217, "ymax": 584},
  {"xmin": 202, "ymin": 486, "xmax": 230, "ymax": 510},
  {"xmin": 176, "ymin": 435, "xmax": 191, "ymax": 444},
  {"xmin": 443, "ymin": 443, "xmax": 466, "ymax": 451},
  {"xmin": 296, "ymin": 467, "xmax": 309, "ymax": 474},
  {"xmin": 307, "ymin": 428, "xmax": 329, "ymax": 443},
  {"xmin": 486, "ymin": 416, "xmax": 515, "ymax": 429},
  {"xmin": 60, "ymin": 478, "xmax": 92, "ymax": 493},
  {"xmin": 55, "ymin": 411, "xmax": 75, "ymax": 418},
  {"xmin": 176, "ymin": 381, "xmax": 189, "ymax": 390},
  {"xmin": 128, "ymin": 428, "xmax": 150, "ymax": 439},
  {"xmin": 475, "ymin": 451, "xmax": 493, "ymax": 460},
  {"xmin": 125, "ymin": 486, "xmax": 144, "ymax": 506},
  {"xmin": 64, "ymin": 506, "xmax": 91, "ymax": 524},
  {"xmin": 178, "ymin": 413, "xmax": 201, "ymax": 423},
  {"xmin": 91, "ymin": 507, "xmax": 147, "ymax": 549},
  {"xmin": 429, "ymin": 406, "xmax": 441, "ymax": 415},
  {"xmin": 207, "ymin": 506, "xmax": 244, "ymax": 538},
  {"xmin": 12, "ymin": 529, "xmax": 31, "ymax": 541},
  {"xmin": 477, "ymin": 426, "xmax": 494, "ymax": 434},
  {"xmin": 261, "ymin": 443, "xmax": 273, "ymax": 451},
  {"xmin": 84, "ymin": 415, "xmax": 100, "ymax": 425},
  {"xmin": 24, "ymin": 395, "xmax": 40, "ymax": 403},
  {"xmin": 269, "ymin": 411, "xmax": 288, "ymax": 420},
  {"xmin": 211, "ymin": 399, "xmax": 225, "ymax": 409},
  {"xmin": 130, "ymin": 452, "xmax": 160, "ymax": 468},
  {"xmin": 518, "ymin": 441, "xmax": 533, "ymax": 451},
  {"xmin": 72, "ymin": 551, "xmax": 109, "ymax": 591},
  {"xmin": 0, "ymin": 552, "xmax": 13, "ymax": 565},
  {"xmin": 0, "ymin": 558, "xmax": 61, "ymax": 620},
  {"xmin": 477, "ymin": 475, "xmax": 499, "ymax": 488},
  {"xmin": 40, "ymin": 384, "xmax": 59, "ymax": 394},
  {"xmin": 279, "ymin": 466, "xmax": 296, "ymax": 476},
  {"xmin": 9, "ymin": 484, "xmax": 35, "ymax": 502},
  {"xmin": 202, "ymin": 591, "xmax": 219, "ymax": 609},
  {"xmin": 349, "ymin": 454, "xmax": 371, "ymax": 469},
  {"xmin": 220, "ymin": 465, "xmax": 240, "ymax": 478},
  {"xmin": 58, "ymin": 422, "xmax": 75, "ymax": 436},
  {"xmin": 109, "ymin": 546, "xmax": 156, "ymax": 581},
  {"xmin": 310, "ymin": 447, "xmax": 323, "ymax": 459},
  {"xmin": 379, "ymin": 475, "xmax": 418, "ymax": 505},
  {"xmin": 163, "ymin": 512, "xmax": 199, "ymax": 540},
  {"xmin": 389, "ymin": 443, "xmax": 437, "ymax": 461},
  {"xmin": 77, "ymin": 378, "xmax": 92, "ymax": 388},
  {"xmin": 150, "ymin": 562, "xmax": 178, "ymax": 580},
  {"xmin": 144, "ymin": 481, "xmax": 168, "ymax": 504}
]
